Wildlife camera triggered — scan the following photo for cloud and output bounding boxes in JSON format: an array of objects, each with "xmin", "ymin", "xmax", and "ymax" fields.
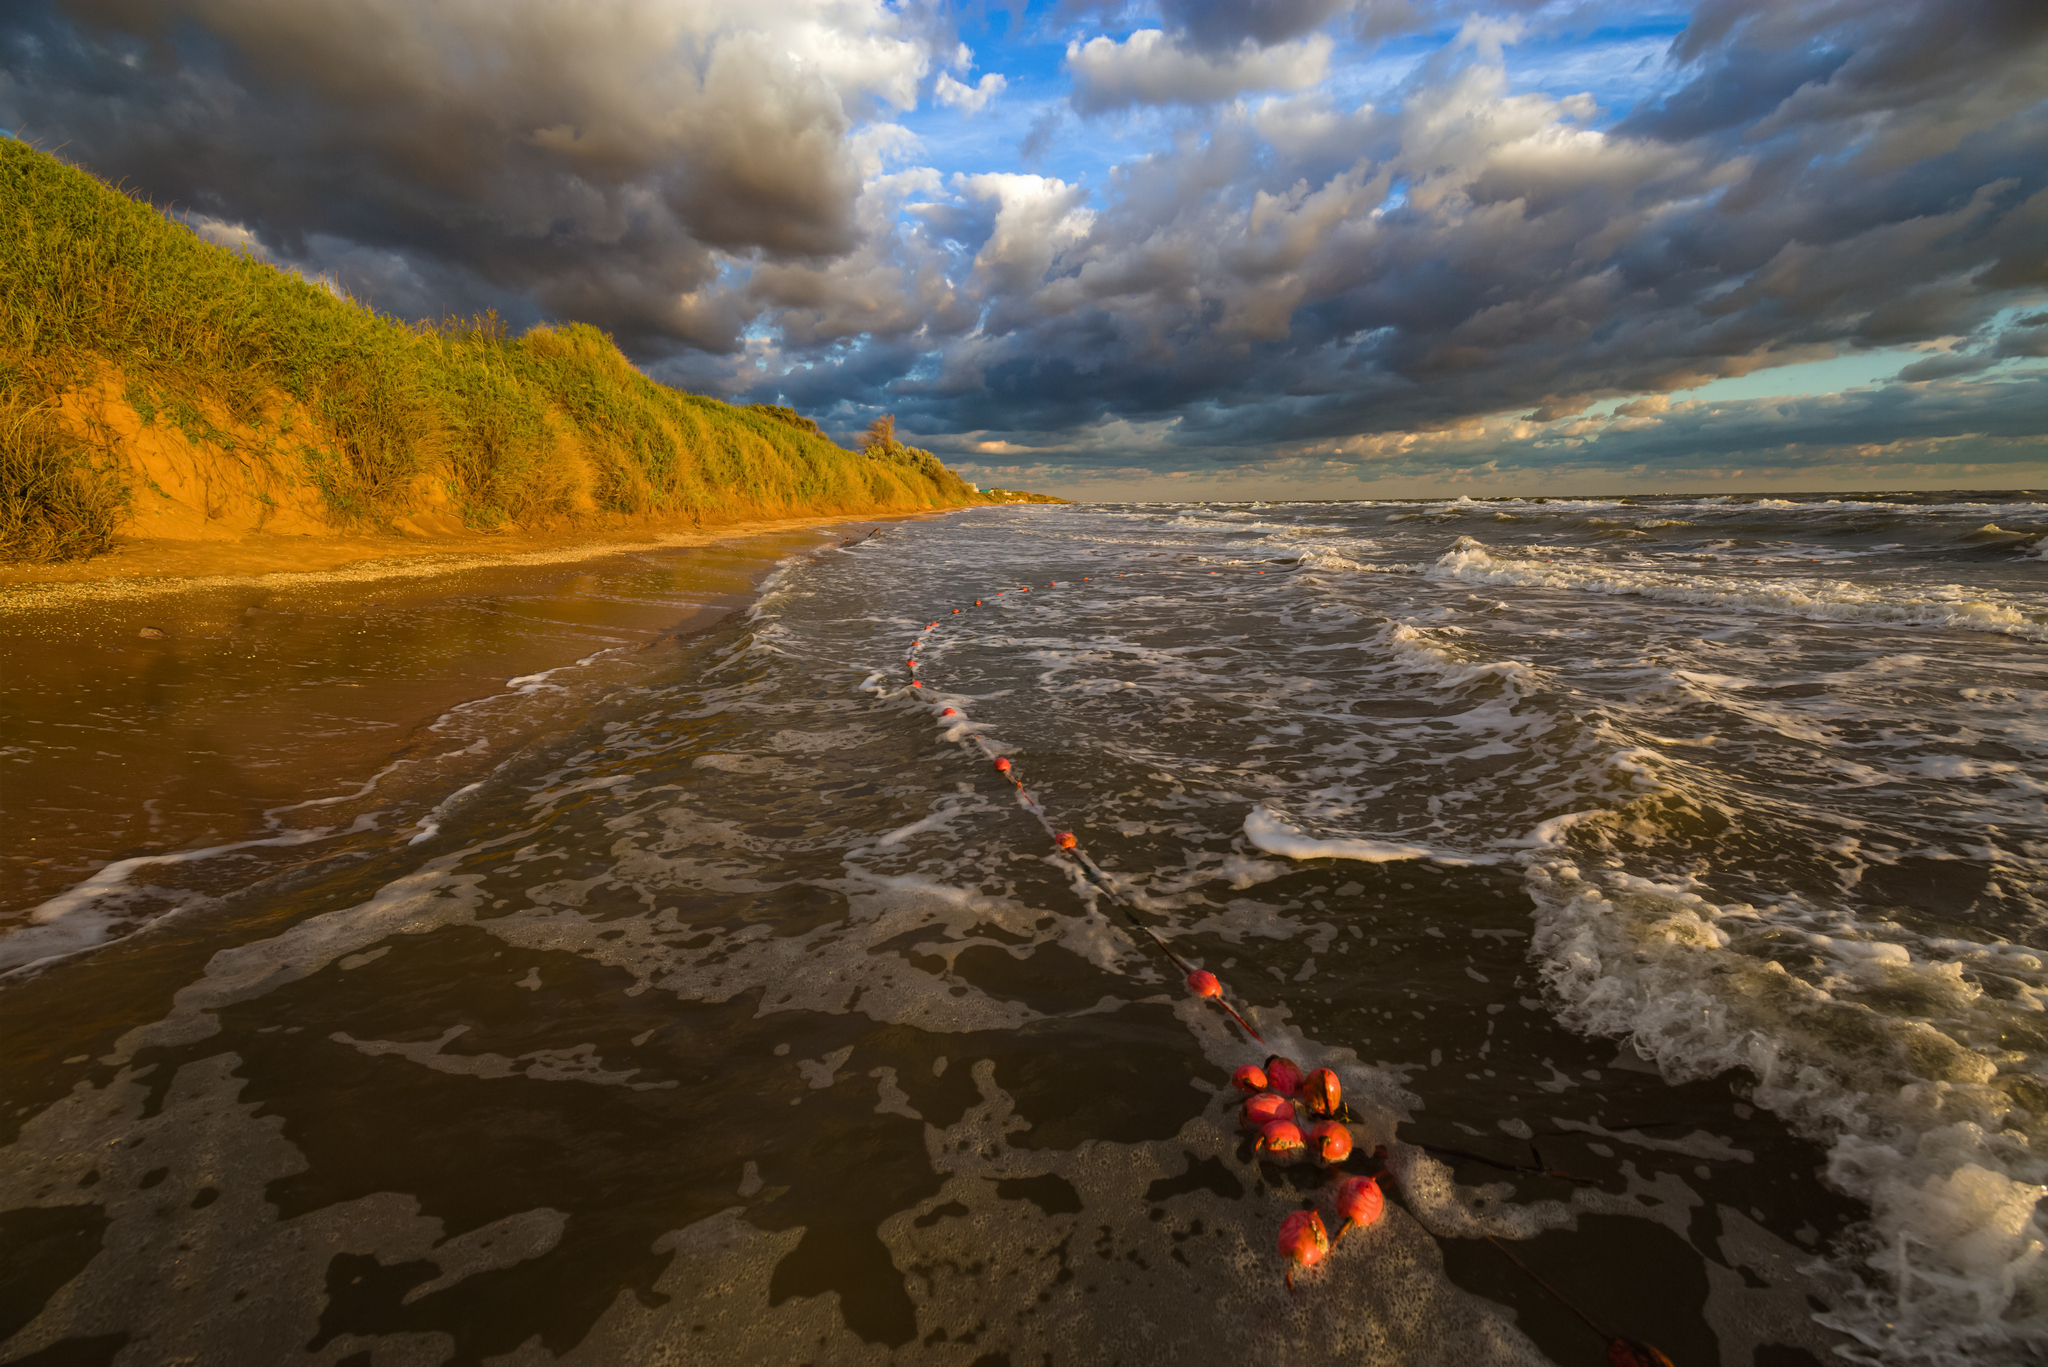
[
  {"xmin": 1161, "ymin": 0, "xmax": 1356, "ymax": 51},
  {"xmin": 1895, "ymin": 352, "xmax": 1996, "ymax": 383},
  {"xmin": 1067, "ymin": 29, "xmax": 1333, "ymax": 113},
  {"xmin": 1, "ymin": 0, "xmax": 937, "ymax": 351},
  {"xmin": 956, "ymin": 172, "xmax": 1096, "ymax": 308},
  {"xmin": 1997, "ymin": 324, "xmax": 2048, "ymax": 358},
  {"xmin": 938, "ymin": 372, "xmax": 2048, "ymax": 489},
  {"xmin": 900, "ymin": 0, "xmax": 2045, "ymax": 466},
  {"xmin": 934, "ymin": 71, "xmax": 1007, "ymax": 114},
  {"xmin": 4, "ymin": 0, "xmax": 2044, "ymax": 486}
]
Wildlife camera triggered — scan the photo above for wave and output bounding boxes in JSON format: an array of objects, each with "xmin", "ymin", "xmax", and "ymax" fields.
[
  {"xmin": 1293, "ymin": 547, "xmax": 1407, "ymax": 573},
  {"xmin": 1243, "ymin": 806, "xmax": 1499, "ymax": 866},
  {"xmin": 1425, "ymin": 537, "xmax": 2047, "ymax": 640},
  {"xmin": 1522, "ymin": 854, "xmax": 2048, "ymax": 1363}
]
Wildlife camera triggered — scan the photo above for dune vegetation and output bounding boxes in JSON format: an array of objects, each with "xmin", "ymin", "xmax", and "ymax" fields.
[{"xmin": 0, "ymin": 138, "xmax": 984, "ymax": 564}]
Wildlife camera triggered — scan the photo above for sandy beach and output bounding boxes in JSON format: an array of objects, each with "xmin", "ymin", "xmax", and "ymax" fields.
[
  {"xmin": 0, "ymin": 508, "xmax": 958, "ymax": 944},
  {"xmin": 0, "ymin": 509, "xmax": 956, "ymax": 599}
]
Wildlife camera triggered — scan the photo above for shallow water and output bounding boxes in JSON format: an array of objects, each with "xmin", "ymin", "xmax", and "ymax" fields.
[{"xmin": 3, "ymin": 493, "xmax": 2045, "ymax": 1366}]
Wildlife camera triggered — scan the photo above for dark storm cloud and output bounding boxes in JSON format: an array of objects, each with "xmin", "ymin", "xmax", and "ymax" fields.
[
  {"xmin": 0, "ymin": 0, "xmax": 924, "ymax": 350},
  {"xmin": 1162, "ymin": 0, "xmax": 1354, "ymax": 51},
  {"xmin": 875, "ymin": 0, "xmax": 2047, "ymax": 470},
  {"xmin": 931, "ymin": 373, "xmax": 2048, "ymax": 486},
  {"xmin": 1565, "ymin": 374, "xmax": 2048, "ymax": 469},
  {"xmin": 1894, "ymin": 353, "xmax": 1995, "ymax": 383},
  {"xmin": 667, "ymin": 0, "xmax": 2046, "ymax": 475}
]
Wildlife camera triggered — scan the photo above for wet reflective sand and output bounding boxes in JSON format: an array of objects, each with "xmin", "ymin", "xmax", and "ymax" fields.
[{"xmin": 3, "ymin": 497, "xmax": 2043, "ymax": 1366}]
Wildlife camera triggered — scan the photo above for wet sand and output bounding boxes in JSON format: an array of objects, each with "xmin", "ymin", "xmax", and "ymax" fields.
[
  {"xmin": 1, "ymin": 510, "xmax": 950, "ymax": 955},
  {"xmin": 0, "ymin": 511, "xmax": 955, "ymax": 598},
  {"xmin": 2, "ymin": 499, "xmax": 1947, "ymax": 1365}
]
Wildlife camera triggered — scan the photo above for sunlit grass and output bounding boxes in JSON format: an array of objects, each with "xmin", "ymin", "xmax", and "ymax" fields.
[{"xmin": 0, "ymin": 139, "xmax": 976, "ymax": 562}]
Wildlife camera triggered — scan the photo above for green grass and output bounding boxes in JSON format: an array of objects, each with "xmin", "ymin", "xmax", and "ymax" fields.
[
  {"xmin": 0, "ymin": 398, "xmax": 127, "ymax": 561},
  {"xmin": 0, "ymin": 138, "xmax": 978, "ymax": 562}
]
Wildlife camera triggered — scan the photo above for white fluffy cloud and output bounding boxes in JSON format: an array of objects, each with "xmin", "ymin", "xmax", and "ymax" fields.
[
  {"xmin": 1066, "ymin": 29, "xmax": 1333, "ymax": 112},
  {"xmin": 934, "ymin": 71, "xmax": 1008, "ymax": 114}
]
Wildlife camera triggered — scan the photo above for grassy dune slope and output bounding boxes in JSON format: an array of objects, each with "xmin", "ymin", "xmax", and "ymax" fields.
[{"xmin": 0, "ymin": 139, "xmax": 982, "ymax": 563}]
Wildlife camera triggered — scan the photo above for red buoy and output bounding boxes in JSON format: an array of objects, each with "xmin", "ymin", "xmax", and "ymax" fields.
[
  {"xmin": 1054, "ymin": 831, "xmax": 1077, "ymax": 850},
  {"xmin": 1302, "ymin": 1069, "xmax": 1341, "ymax": 1118},
  {"xmin": 1256, "ymin": 1118, "xmax": 1305, "ymax": 1159},
  {"xmin": 1241, "ymin": 1092, "xmax": 1291, "ymax": 1132},
  {"xmin": 910, "ymin": 681, "xmax": 922, "ymax": 688},
  {"xmin": 1278, "ymin": 1209, "xmax": 1329, "ymax": 1291},
  {"xmin": 940, "ymin": 707, "xmax": 958, "ymax": 717},
  {"xmin": 994, "ymin": 758, "xmax": 1011, "ymax": 773},
  {"xmin": 1335, "ymin": 1176, "xmax": 1383, "ymax": 1241}
]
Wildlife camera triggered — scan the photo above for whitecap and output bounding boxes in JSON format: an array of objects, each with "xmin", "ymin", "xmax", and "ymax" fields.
[{"xmin": 1243, "ymin": 806, "xmax": 1497, "ymax": 866}]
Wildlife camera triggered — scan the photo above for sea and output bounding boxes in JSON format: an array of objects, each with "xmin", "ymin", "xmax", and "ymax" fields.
[{"xmin": 2, "ymin": 491, "xmax": 2044, "ymax": 1367}]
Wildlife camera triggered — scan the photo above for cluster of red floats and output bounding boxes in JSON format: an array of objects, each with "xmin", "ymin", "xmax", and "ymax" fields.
[
  {"xmin": 908, "ymin": 582, "xmax": 1383, "ymax": 1295},
  {"xmin": 899, "ymin": 572, "xmax": 1673, "ymax": 1357},
  {"xmin": 907, "ymin": 586, "xmax": 1382, "ymax": 1296},
  {"xmin": 1219, "ymin": 1040, "xmax": 1386, "ymax": 1289},
  {"xmin": 910, "ymin": 584, "xmax": 1382, "ymax": 1294}
]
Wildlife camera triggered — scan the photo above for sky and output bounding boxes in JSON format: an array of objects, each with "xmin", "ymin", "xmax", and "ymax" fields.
[{"xmin": 3, "ymin": 0, "xmax": 2044, "ymax": 498}]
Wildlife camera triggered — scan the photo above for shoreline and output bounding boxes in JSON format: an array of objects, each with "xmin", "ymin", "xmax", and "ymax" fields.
[
  {"xmin": 0, "ymin": 506, "xmax": 972, "ymax": 607},
  {"xmin": 0, "ymin": 510, "xmax": 958, "ymax": 935}
]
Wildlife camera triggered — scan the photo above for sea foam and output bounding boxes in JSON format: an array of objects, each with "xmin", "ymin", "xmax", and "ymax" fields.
[{"xmin": 1426, "ymin": 537, "xmax": 2047, "ymax": 640}]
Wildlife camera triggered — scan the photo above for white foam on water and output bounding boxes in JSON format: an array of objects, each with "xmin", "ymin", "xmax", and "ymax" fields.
[
  {"xmin": 17, "ymin": 494, "xmax": 2043, "ymax": 1362},
  {"xmin": 408, "ymin": 780, "xmax": 486, "ymax": 845},
  {"xmin": 1244, "ymin": 806, "xmax": 1498, "ymax": 867},
  {"xmin": 1522, "ymin": 854, "xmax": 2048, "ymax": 1363},
  {"xmin": 0, "ymin": 1051, "xmax": 576, "ymax": 1364},
  {"xmin": 1295, "ymin": 546, "xmax": 1414, "ymax": 574},
  {"xmin": 0, "ymin": 815, "xmax": 383, "ymax": 977},
  {"xmin": 1427, "ymin": 536, "xmax": 2048, "ymax": 640},
  {"xmin": 443, "ymin": 1059, "xmax": 1559, "ymax": 1367},
  {"xmin": 332, "ymin": 1024, "xmax": 678, "ymax": 1090}
]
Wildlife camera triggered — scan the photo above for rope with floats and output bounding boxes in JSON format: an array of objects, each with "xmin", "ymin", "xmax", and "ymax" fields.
[
  {"xmin": 898, "ymin": 573, "xmax": 1263, "ymax": 1042},
  {"xmin": 881, "ymin": 564, "xmax": 1676, "ymax": 1362}
]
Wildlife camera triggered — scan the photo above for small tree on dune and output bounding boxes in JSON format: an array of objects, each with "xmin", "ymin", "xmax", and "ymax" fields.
[{"xmin": 862, "ymin": 414, "xmax": 897, "ymax": 454}]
